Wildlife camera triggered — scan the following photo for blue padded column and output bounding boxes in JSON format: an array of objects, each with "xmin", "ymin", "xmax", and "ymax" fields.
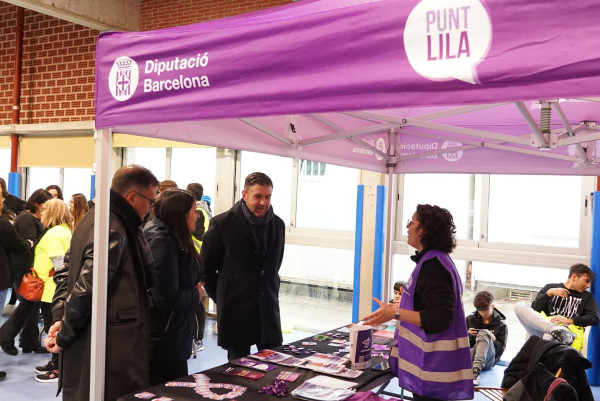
[
  {"xmin": 90, "ymin": 174, "xmax": 96, "ymax": 200},
  {"xmin": 7, "ymin": 172, "xmax": 19, "ymax": 196},
  {"xmin": 352, "ymin": 185, "xmax": 364, "ymax": 323},
  {"xmin": 587, "ymin": 191, "xmax": 600, "ymax": 385},
  {"xmin": 371, "ymin": 185, "xmax": 385, "ymax": 311}
]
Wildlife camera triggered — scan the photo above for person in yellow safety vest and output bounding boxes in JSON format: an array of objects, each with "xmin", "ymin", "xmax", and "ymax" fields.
[
  {"xmin": 186, "ymin": 184, "xmax": 211, "ymax": 242},
  {"xmin": 186, "ymin": 183, "xmax": 212, "ymax": 351},
  {"xmin": 193, "ymin": 207, "xmax": 210, "ymax": 248}
]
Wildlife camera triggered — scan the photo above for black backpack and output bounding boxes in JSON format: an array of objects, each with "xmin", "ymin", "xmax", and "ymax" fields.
[{"xmin": 504, "ymin": 363, "xmax": 578, "ymax": 401}]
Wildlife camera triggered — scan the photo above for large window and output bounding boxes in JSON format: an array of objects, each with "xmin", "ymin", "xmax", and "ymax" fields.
[
  {"xmin": 487, "ymin": 175, "xmax": 582, "ymax": 248},
  {"xmin": 26, "ymin": 167, "xmax": 93, "ymax": 202},
  {"xmin": 296, "ymin": 162, "xmax": 359, "ymax": 231},
  {"xmin": 125, "ymin": 148, "xmax": 167, "ymax": 182},
  {"xmin": 63, "ymin": 168, "xmax": 94, "ymax": 202},
  {"xmin": 27, "ymin": 167, "xmax": 60, "ymax": 198},
  {"xmin": 401, "ymin": 174, "xmax": 480, "ymax": 240},
  {"xmin": 399, "ymin": 174, "xmax": 589, "ymax": 253},
  {"xmin": 170, "ymin": 147, "xmax": 217, "ymax": 196}
]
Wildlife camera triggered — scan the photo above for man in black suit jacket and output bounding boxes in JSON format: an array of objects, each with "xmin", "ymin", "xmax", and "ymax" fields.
[{"xmin": 201, "ymin": 172, "xmax": 285, "ymax": 361}]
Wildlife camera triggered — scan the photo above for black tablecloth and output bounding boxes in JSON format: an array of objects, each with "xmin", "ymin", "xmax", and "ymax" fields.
[{"xmin": 118, "ymin": 326, "xmax": 395, "ymax": 401}]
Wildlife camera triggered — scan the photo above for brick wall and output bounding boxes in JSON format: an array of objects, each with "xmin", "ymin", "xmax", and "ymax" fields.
[
  {"xmin": 0, "ymin": 4, "xmax": 17, "ymax": 124},
  {"xmin": 21, "ymin": 10, "xmax": 98, "ymax": 124},
  {"xmin": 0, "ymin": 3, "xmax": 98, "ymax": 125},
  {"xmin": 140, "ymin": 0, "xmax": 293, "ymax": 31},
  {"xmin": 0, "ymin": 0, "xmax": 293, "ymax": 126}
]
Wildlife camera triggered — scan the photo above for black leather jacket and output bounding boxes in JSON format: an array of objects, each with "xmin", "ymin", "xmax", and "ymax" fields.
[{"xmin": 52, "ymin": 189, "xmax": 153, "ymax": 401}]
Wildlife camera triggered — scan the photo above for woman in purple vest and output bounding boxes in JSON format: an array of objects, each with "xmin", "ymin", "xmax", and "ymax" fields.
[{"xmin": 363, "ymin": 204, "xmax": 473, "ymax": 401}]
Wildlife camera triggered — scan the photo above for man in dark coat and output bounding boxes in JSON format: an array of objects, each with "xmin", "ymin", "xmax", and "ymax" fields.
[
  {"xmin": 201, "ymin": 172, "xmax": 285, "ymax": 361},
  {"xmin": 46, "ymin": 165, "xmax": 158, "ymax": 401}
]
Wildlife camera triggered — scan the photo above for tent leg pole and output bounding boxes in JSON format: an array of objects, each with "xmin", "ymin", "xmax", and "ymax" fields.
[
  {"xmin": 382, "ymin": 166, "xmax": 397, "ymax": 304},
  {"xmin": 90, "ymin": 128, "xmax": 112, "ymax": 401}
]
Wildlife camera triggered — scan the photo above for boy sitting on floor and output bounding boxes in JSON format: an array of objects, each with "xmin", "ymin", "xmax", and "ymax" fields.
[{"xmin": 467, "ymin": 291, "xmax": 508, "ymax": 386}]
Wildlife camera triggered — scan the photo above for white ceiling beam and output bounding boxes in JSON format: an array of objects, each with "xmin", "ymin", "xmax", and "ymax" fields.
[
  {"xmin": 401, "ymin": 129, "xmax": 583, "ymax": 163},
  {"xmin": 0, "ymin": 121, "xmax": 95, "ymax": 135},
  {"xmin": 557, "ymin": 131, "xmax": 600, "ymax": 146},
  {"xmin": 300, "ymin": 122, "xmax": 399, "ymax": 146},
  {"xmin": 239, "ymin": 118, "xmax": 293, "ymax": 147},
  {"xmin": 346, "ymin": 110, "xmax": 531, "ymax": 145},
  {"xmin": 411, "ymin": 102, "xmax": 511, "ymax": 121}
]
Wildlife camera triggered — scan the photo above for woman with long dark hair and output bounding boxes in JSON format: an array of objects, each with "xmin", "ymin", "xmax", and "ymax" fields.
[
  {"xmin": 69, "ymin": 193, "xmax": 88, "ymax": 230},
  {"xmin": 0, "ymin": 177, "xmax": 25, "ymax": 215},
  {"xmin": 45, "ymin": 185, "xmax": 63, "ymax": 200},
  {"xmin": 143, "ymin": 189, "xmax": 204, "ymax": 384},
  {"xmin": 363, "ymin": 204, "xmax": 473, "ymax": 401},
  {"xmin": 0, "ymin": 189, "xmax": 52, "ymax": 356}
]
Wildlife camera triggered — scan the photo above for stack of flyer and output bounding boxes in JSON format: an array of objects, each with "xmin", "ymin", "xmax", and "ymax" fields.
[
  {"xmin": 290, "ymin": 376, "xmax": 357, "ymax": 401},
  {"xmin": 301, "ymin": 353, "xmax": 348, "ymax": 374},
  {"xmin": 249, "ymin": 350, "xmax": 363, "ymax": 378},
  {"xmin": 249, "ymin": 349, "xmax": 306, "ymax": 367}
]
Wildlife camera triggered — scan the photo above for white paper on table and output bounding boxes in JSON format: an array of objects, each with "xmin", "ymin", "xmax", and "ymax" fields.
[{"xmin": 305, "ymin": 375, "xmax": 358, "ymax": 389}]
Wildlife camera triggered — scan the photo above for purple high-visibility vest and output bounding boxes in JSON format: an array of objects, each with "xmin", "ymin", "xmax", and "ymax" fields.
[{"xmin": 390, "ymin": 250, "xmax": 473, "ymax": 400}]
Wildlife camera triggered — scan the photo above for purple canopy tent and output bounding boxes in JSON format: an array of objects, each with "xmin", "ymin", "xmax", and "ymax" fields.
[
  {"xmin": 95, "ymin": 0, "xmax": 600, "ymax": 175},
  {"xmin": 88, "ymin": 0, "xmax": 600, "ymax": 398}
]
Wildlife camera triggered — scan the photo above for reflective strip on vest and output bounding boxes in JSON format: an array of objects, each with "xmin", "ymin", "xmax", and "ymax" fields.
[
  {"xmin": 192, "ymin": 235, "xmax": 202, "ymax": 253},
  {"xmin": 197, "ymin": 207, "xmax": 209, "ymax": 233},
  {"xmin": 395, "ymin": 324, "xmax": 470, "ymax": 352},
  {"xmin": 390, "ymin": 348, "xmax": 473, "ymax": 382}
]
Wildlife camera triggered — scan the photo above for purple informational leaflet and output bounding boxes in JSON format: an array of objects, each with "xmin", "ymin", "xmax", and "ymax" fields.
[
  {"xmin": 222, "ymin": 367, "xmax": 265, "ymax": 380},
  {"xmin": 234, "ymin": 357, "xmax": 278, "ymax": 372},
  {"xmin": 276, "ymin": 371, "xmax": 302, "ymax": 382}
]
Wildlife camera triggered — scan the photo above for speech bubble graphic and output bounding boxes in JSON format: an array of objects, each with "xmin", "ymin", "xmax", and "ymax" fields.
[
  {"xmin": 375, "ymin": 137, "xmax": 387, "ymax": 160},
  {"xmin": 404, "ymin": 0, "xmax": 491, "ymax": 84},
  {"xmin": 442, "ymin": 140, "xmax": 464, "ymax": 162}
]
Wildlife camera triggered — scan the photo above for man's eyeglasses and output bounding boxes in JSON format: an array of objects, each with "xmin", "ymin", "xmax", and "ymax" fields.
[
  {"xmin": 407, "ymin": 219, "xmax": 419, "ymax": 227},
  {"xmin": 135, "ymin": 192, "xmax": 156, "ymax": 209}
]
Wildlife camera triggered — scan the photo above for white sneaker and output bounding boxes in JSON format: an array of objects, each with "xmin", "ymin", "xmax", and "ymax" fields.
[{"xmin": 1, "ymin": 304, "xmax": 15, "ymax": 316}]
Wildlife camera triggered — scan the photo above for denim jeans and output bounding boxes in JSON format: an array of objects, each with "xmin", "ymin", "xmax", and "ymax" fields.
[{"xmin": 470, "ymin": 329, "xmax": 496, "ymax": 370}]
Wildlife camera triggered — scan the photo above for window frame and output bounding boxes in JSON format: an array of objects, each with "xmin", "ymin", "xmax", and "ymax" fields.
[{"xmin": 394, "ymin": 174, "xmax": 594, "ymax": 270}]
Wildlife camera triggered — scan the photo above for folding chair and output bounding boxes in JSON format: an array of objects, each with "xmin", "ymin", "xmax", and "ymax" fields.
[{"xmin": 475, "ymin": 368, "xmax": 563, "ymax": 400}]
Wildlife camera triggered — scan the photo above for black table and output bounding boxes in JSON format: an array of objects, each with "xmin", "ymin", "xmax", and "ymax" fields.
[{"xmin": 118, "ymin": 326, "xmax": 395, "ymax": 401}]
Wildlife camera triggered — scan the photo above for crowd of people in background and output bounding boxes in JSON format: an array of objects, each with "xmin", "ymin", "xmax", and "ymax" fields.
[
  {"xmin": 0, "ymin": 169, "xmax": 598, "ymax": 401},
  {"xmin": 0, "ymin": 169, "xmax": 225, "ymax": 400}
]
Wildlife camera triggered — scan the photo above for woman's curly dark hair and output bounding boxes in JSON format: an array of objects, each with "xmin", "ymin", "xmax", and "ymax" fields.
[{"xmin": 415, "ymin": 204, "xmax": 456, "ymax": 253}]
